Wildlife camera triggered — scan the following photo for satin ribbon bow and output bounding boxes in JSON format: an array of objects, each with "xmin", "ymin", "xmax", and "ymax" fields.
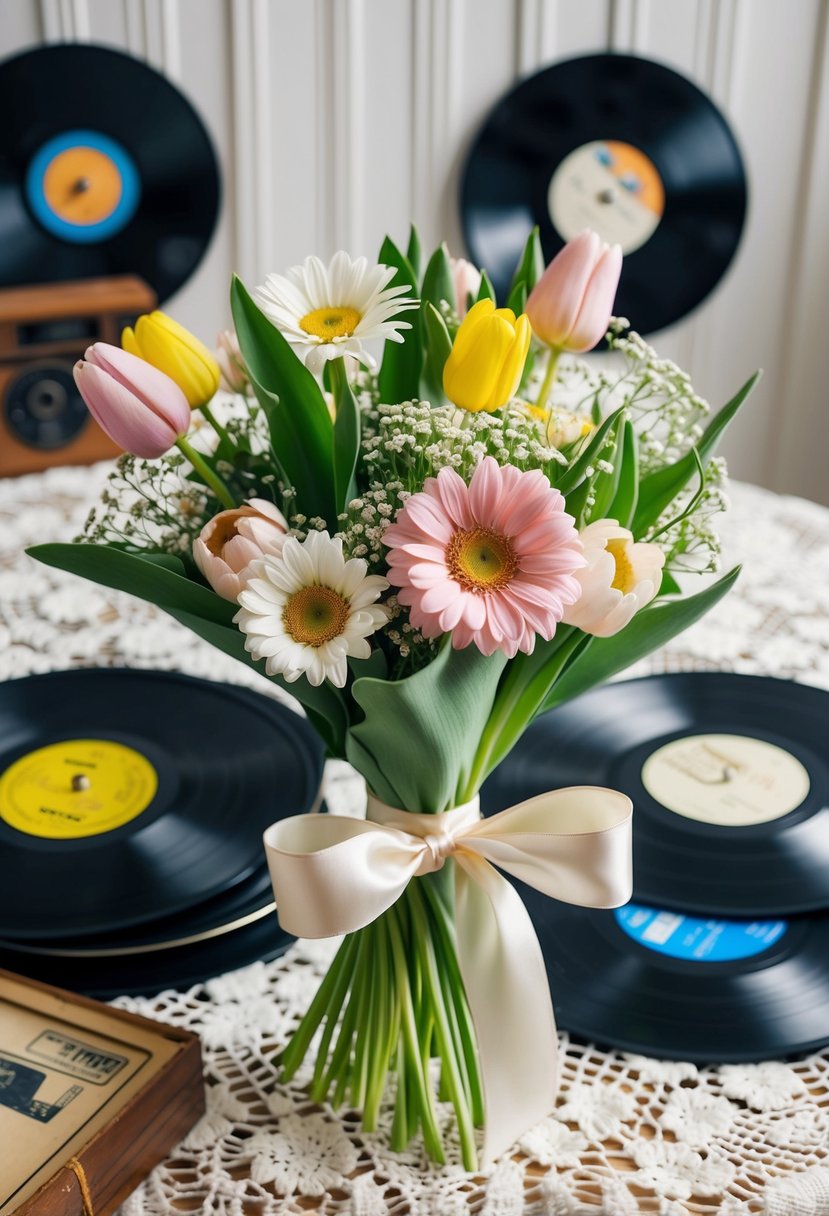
[{"xmin": 264, "ymin": 784, "xmax": 632, "ymax": 1162}]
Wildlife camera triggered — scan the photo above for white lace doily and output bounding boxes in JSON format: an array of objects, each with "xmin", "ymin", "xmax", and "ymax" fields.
[{"xmin": 2, "ymin": 465, "xmax": 829, "ymax": 1216}]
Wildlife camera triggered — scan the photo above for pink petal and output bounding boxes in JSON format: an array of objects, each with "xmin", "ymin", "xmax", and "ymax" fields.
[
  {"xmin": 435, "ymin": 467, "xmax": 474, "ymax": 528},
  {"xmin": 468, "ymin": 457, "xmax": 503, "ymax": 524},
  {"xmin": 566, "ymin": 243, "xmax": 622, "ymax": 352},
  {"xmin": 420, "ymin": 581, "xmax": 461, "ymax": 615},
  {"xmin": 74, "ymin": 362, "xmax": 179, "ymax": 458},
  {"xmin": 84, "ymin": 343, "xmax": 190, "ymax": 433},
  {"xmin": 525, "ymin": 231, "xmax": 601, "ymax": 347}
]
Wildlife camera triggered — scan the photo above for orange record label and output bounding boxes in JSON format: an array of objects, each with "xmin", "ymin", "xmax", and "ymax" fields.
[{"xmin": 42, "ymin": 145, "xmax": 124, "ymax": 226}]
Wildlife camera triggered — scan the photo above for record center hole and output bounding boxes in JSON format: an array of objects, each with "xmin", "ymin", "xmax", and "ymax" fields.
[
  {"xmin": 597, "ymin": 187, "xmax": 617, "ymax": 205},
  {"xmin": 71, "ymin": 774, "xmax": 91, "ymax": 792}
]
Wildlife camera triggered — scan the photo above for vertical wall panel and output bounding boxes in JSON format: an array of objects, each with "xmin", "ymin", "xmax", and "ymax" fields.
[{"xmin": 1, "ymin": 0, "xmax": 828, "ymax": 502}]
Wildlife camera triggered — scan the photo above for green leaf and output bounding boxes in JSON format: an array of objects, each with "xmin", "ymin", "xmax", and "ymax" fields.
[
  {"xmin": 660, "ymin": 570, "xmax": 682, "ymax": 595},
  {"xmin": 230, "ymin": 276, "xmax": 336, "ymax": 524},
  {"xmin": 506, "ymin": 281, "xmax": 527, "ymax": 316},
  {"xmin": 540, "ymin": 566, "xmax": 741, "ymax": 712},
  {"xmin": 377, "ymin": 236, "xmax": 422, "ymax": 402},
  {"xmin": 346, "ymin": 643, "xmax": 506, "ymax": 813},
  {"xmin": 507, "ymin": 226, "xmax": 544, "ymax": 301},
  {"xmin": 134, "ymin": 551, "xmax": 188, "ymax": 576},
  {"xmin": 648, "ymin": 448, "xmax": 705, "ymax": 542},
  {"xmin": 632, "ymin": 371, "xmax": 760, "ymax": 538},
  {"xmin": 585, "ymin": 413, "xmax": 624, "ymax": 523},
  {"xmin": 166, "ymin": 608, "xmax": 349, "ymax": 756},
  {"xmin": 476, "ymin": 269, "xmax": 496, "ymax": 303},
  {"xmin": 606, "ymin": 419, "xmax": 639, "ymax": 528},
  {"xmin": 329, "ymin": 359, "xmax": 360, "ymax": 512},
  {"xmin": 405, "ymin": 224, "xmax": 422, "ymax": 281},
  {"xmin": 556, "ymin": 407, "xmax": 625, "ymax": 497},
  {"xmin": 421, "ymin": 301, "xmax": 453, "ymax": 405},
  {"xmin": 420, "ymin": 243, "xmax": 456, "ymax": 315},
  {"xmin": 29, "ymin": 542, "xmax": 236, "ymax": 626}
]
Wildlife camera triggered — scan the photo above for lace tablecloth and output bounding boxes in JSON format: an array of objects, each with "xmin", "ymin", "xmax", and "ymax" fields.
[{"xmin": 2, "ymin": 464, "xmax": 829, "ymax": 1216}]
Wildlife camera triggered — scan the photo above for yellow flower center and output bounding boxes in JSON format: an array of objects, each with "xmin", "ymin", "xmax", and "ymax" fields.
[
  {"xmin": 299, "ymin": 306, "xmax": 362, "ymax": 340},
  {"xmin": 283, "ymin": 585, "xmax": 349, "ymax": 646},
  {"xmin": 607, "ymin": 537, "xmax": 637, "ymax": 594},
  {"xmin": 446, "ymin": 528, "xmax": 517, "ymax": 593}
]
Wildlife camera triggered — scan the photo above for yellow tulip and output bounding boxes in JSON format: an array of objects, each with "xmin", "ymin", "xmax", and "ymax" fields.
[
  {"xmin": 443, "ymin": 299, "xmax": 531, "ymax": 413},
  {"xmin": 122, "ymin": 311, "xmax": 220, "ymax": 408}
]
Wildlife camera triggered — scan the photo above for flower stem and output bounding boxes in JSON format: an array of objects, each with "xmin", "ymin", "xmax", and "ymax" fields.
[
  {"xmin": 176, "ymin": 435, "xmax": 235, "ymax": 508},
  {"xmin": 199, "ymin": 402, "xmax": 233, "ymax": 449},
  {"xmin": 536, "ymin": 346, "xmax": 562, "ymax": 413}
]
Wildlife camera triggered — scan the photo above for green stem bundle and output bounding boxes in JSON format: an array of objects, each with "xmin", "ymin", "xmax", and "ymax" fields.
[{"xmin": 278, "ymin": 871, "xmax": 482, "ymax": 1170}]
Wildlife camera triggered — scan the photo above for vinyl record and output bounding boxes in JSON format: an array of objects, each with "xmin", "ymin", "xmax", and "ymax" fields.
[
  {"xmin": 0, "ymin": 669, "xmax": 324, "ymax": 940},
  {"xmin": 0, "ymin": 44, "xmax": 220, "ymax": 302},
  {"xmin": 461, "ymin": 53, "xmax": 747, "ymax": 333},
  {"xmin": 481, "ymin": 673, "xmax": 829, "ymax": 916},
  {"xmin": 520, "ymin": 893, "xmax": 829, "ymax": 1061},
  {"xmin": 0, "ymin": 901, "xmax": 292, "ymax": 1000}
]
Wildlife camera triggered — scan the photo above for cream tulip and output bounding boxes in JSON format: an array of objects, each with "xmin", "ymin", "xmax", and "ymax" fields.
[{"xmin": 563, "ymin": 519, "xmax": 665, "ymax": 637}]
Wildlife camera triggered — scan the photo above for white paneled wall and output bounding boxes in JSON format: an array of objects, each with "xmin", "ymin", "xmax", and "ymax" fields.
[{"xmin": 2, "ymin": 0, "xmax": 827, "ymax": 503}]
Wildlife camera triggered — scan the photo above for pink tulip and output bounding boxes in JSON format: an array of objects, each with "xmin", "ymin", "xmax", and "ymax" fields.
[
  {"xmin": 450, "ymin": 256, "xmax": 482, "ymax": 318},
  {"xmin": 74, "ymin": 343, "xmax": 191, "ymax": 458},
  {"xmin": 193, "ymin": 498, "xmax": 288, "ymax": 601},
  {"xmin": 526, "ymin": 230, "xmax": 622, "ymax": 353}
]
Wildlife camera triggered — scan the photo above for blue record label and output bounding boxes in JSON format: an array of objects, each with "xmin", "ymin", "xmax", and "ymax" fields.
[{"xmin": 615, "ymin": 904, "xmax": 788, "ymax": 962}]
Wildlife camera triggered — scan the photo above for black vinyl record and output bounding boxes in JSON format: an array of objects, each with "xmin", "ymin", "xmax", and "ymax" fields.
[
  {"xmin": 0, "ymin": 44, "xmax": 220, "ymax": 302},
  {"xmin": 0, "ymin": 901, "xmax": 291, "ymax": 1000},
  {"xmin": 0, "ymin": 669, "xmax": 323, "ymax": 940},
  {"xmin": 461, "ymin": 53, "xmax": 747, "ymax": 333},
  {"xmin": 521, "ymin": 893, "xmax": 829, "ymax": 1062},
  {"xmin": 481, "ymin": 673, "xmax": 829, "ymax": 917}
]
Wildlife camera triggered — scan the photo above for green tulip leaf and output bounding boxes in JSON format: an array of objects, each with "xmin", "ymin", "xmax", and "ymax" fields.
[
  {"xmin": 421, "ymin": 300, "xmax": 453, "ymax": 405},
  {"xmin": 476, "ymin": 269, "xmax": 496, "ymax": 304},
  {"xmin": 230, "ymin": 276, "xmax": 336, "ymax": 525},
  {"xmin": 377, "ymin": 236, "xmax": 423, "ymax": 403},
  {"xmin": 584, "ymin": 412, "xmax": 625, "ymax": 523},
  {"xmin": 405, "ymin": 223, "xmax": 423, "ymax": 281},
  {"xmin": 347, "ymin": 642, "xmax": 506, "ymax": 812},
  {"xmin": 632, "ymin": 371, "xmax": 760, "ymax": 538},
  {"xmin": 165, "ymin": 608, "xmax": 349, "ymax": 755},
  {"xmin": 556, "ymin": 407, "xmax": 625, "ymax": 497},
  {"xmin": 420, "ymin": 243, "xmax": 456, "ymax": 316},
  {"xmin": 606, "ymin": 419, "xmax": 639, "ymax": 528},
  {"xmin": 540, "ymin": 565, "xmax": 741, "ymax": 712},
  {"xmin": 329, "ymin": 359, "xmax": 360, "ymax": 512},
  {"xmin": 508, "ymin": 225, "xmax": 544, "ymax": 302},
  {"xmin": 29, "ymin": 542, "xmax": 236, "ymax": 626}
]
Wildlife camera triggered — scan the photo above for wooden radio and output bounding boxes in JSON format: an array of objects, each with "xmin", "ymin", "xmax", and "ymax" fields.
[{"xmin": 0, "ymin": 276, "xmax": 156, "ymax": 478}]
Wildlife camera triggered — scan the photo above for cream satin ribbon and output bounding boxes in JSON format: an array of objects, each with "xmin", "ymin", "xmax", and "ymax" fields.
[{"xmin": 263, "ymin": 784, "xmax": 633, "ymax": 1162}]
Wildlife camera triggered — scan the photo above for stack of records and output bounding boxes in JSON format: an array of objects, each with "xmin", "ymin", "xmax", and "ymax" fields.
[
  {"xmin": 482, "ymin": 672, "xmax": 829, "ymax": 1062},
  {"xmin": 0, "ymin": 669, "xmax": 324, "ymax": 998}
]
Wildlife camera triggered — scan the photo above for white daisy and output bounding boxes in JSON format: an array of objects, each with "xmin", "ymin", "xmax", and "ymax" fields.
[
  {"xmin": 234, "ymin": 530, "xmax": 388, "ymax": 688},
  {"xmin": 253, "ymin": 250, "xmax": 417, "ymax": 375}
]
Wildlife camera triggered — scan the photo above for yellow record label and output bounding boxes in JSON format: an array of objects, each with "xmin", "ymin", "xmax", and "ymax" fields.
[{"xmin": 0, "ymin": 739, "xmax": 157, "ymax": 839}]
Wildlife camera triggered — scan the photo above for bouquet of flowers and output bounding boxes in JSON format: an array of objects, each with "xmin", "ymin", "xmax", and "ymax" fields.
[{"xmin": 31, "ymin": 227, "xmax": 756, "ymax": 1167}]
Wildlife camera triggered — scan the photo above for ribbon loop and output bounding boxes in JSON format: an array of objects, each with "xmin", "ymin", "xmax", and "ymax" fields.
[{"xmin": 263, "ymin": 784, "xmax": 633, "ymax": 1162}]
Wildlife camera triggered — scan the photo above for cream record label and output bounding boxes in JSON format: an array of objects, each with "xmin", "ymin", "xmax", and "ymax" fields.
[
  {"xmin": 548, "ymin": 140, "xmax": 665, "ymax": 255},
  {"xmin": 482, "ymin": 672, "xmax": 829, "ymax": 917}
]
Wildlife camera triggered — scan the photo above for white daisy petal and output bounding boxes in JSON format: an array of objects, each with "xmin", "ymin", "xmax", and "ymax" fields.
[
  {"xmin": 254, "ymin": 251, "xmax": 417, "ymax": 374},
  {"xmin": 235, "ymin": 531, "xmax": 388, "ymax": 688}
]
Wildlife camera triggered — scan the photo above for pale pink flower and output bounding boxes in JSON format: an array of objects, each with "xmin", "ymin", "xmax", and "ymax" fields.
[
  {"xmin": 194, "ymin": 498, "xmax": 288, "ymax": 601},
  {"xmin": 450, "ymin": 256, "xmax": 482, "ymax": 318},
  {"xmin": 74, "ymin": 343, "xmax": 190, "ymax": 458},
  {"xmin": 526, "ymin": 230, "xmax": 622, "ymax": 353},
  {"xmin": 383, "ymin": 457, "xmax": 584, "ymax": 657},
  {"xmin": 215, "ymin": 329, "xmax": 250, "ymax": 394},
  {"xmin": 563, "ymin": 519, "xmax": 664, "ymax": 637}
]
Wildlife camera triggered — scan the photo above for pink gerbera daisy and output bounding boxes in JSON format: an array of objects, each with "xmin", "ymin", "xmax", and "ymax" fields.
[{"xmin": 383, "ymin": 456, "xmax": 585, "ymax": 657}]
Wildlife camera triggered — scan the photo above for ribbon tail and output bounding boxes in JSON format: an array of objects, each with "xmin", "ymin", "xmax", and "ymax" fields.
[{"xmin": 454, "ymin": 854, "xmax": 558, "ymax": 1164}]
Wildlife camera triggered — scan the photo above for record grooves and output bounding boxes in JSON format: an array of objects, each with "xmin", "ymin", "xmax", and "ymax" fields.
[
  {"xmin": 461, "ymin": 53, "xmax": 747, "ymax": 331},
  {"xmin": 0, "ymin": 669, "xmax": 324, "ymax": 946},
  {"xmin": 482, "ymin": 673, "xmax": 829, "ymax": 916}
]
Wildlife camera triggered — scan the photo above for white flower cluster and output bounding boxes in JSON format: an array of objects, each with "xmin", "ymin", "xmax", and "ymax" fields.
[
  {"xmin": 655, "ymin": 455, "xmax": 730, "ymax": 575},
  {"xmin": 79, "ymin": 452, "xmax": 211, "ymax": 555}
]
